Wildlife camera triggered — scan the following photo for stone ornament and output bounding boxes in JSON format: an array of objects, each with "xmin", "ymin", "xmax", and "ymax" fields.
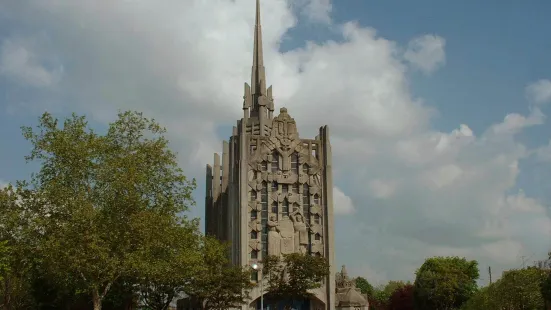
[
  {"xmin": 267, "ymin": 215, "xmax": 281, "ymax": 256},
  {"xmin": 249, "ymin": 219, "xmax": 262, "ymax": 232}
]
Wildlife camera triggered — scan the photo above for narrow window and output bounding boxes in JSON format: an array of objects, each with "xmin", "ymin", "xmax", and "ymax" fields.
[
  {"xmin": 291, "ymin": 152, "xmax": 299, "ymax": 173},
  {"xmin": 282, "ymin": 199, "xmax": 289, "ymax": 217},
  {"xmin": 271, "ymin": 151, "xmax": 279, "ymax": 172},
  {"xmin": 313, "ymin": 194, "xmax": 320, "ymax": 205},
  {"xmin": 261, "ymin": 182, "xmax": 268, "ymax": 258},
  {"xmin": 302, "ymin": 185, "xmax": 310, "ymax": 205},
  {"xmin": 314, "ymin": 214, "xmax": 320, "ymax": 225}
]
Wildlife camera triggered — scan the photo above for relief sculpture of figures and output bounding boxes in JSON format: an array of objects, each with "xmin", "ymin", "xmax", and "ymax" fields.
[
  {"xmin": 278, "ymin": 215, "xmax": 294, "ymax": 254},
  {"xmin": 290, "ymin": 210, "xmax": 309, "ymax": 254},
  {"xmin": 267, "ymin": 215, "xmax": 281, "ymax": 256}
]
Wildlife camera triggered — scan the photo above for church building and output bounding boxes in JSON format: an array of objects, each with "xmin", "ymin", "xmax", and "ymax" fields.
[{"xmin": 202, "ymin": 1, "xmax": 339, "ymax": 309}]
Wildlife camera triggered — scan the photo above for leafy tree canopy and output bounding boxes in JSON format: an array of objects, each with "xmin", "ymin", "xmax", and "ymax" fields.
[
  {"xmin": 262, "ymin": 253, "xmax": 330, "ymax": 303},
  {"xmin": 414, "ymin": 256, "xmax": 479, "ymax": 310},
  {"xmin": 355, "ymin": 277, "xmax": 374, "ymax": 297},
  {"xmin": 186, "ymin": 236, "xmax": 254, "ymax": 310},
  {"xmin": 388, "ymin": 283, "xmax": 414, "ymax": 310},
  {"xmin": 462, "ymin": 267, "xmax": 547, "ymax": 310},
  {"xmin": 17, "ymin": 111, "xmax": 197, "ymax": 310}
]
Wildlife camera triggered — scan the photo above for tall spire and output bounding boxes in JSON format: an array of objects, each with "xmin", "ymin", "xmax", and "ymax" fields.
[
  {"xmin": 251, "ymin": 0, "xmax": 266, "ymax": 97},
  {"xmin": 243, "ymin": 0, "xmax": 274, "ymax": 125}
]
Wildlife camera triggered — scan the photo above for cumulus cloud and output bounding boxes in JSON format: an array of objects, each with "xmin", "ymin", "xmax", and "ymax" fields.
[
  {"xmin": 333, "ymin": 187, "xmax": 355, "ymax": 215},
  {"xmin": 0, "ymin": 37, "xmax": 62, "ymax": 88},
  {"xmin": 1, "ymin": 0, "xmax": 550, "ymax": 283},
  {"xmin": 403, "ymin": 34, "xmax": 446, "ymax": 74},
  {"xmin": 292, "ymin": 0, "xmax": 333, "ymax": 24},
  {"xmin": 526, "ymin": 79, "xmax": 551, "ymax": 105},
  {"xmin": 534, "ymin": 140, "xmax": 551, "ymax": 163}
]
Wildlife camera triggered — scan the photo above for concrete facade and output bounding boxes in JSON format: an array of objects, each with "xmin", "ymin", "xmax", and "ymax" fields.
[{"xmin": 204, "ymin": 1, "xmax": 335, "ymax": 309}]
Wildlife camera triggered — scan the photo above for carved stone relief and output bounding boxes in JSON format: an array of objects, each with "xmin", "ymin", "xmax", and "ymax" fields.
[
  {"xmin": 278, "ymin": 216, "xmax": 294, "ymax": 255},
  {"xmin": 290, "ymin": 210, "xmax": 310, "ymax": 254},
  {"xmin": 267, "ymin": 215, "xmax": 281, "ymax": 256},
  {"xmin": 246, "ymin": 107, "xmax": 328, "ymax": 258}
]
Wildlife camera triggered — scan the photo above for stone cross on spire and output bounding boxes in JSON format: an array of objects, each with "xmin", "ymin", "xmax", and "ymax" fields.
[{"xmin": 243, "ymin": 0, "xmax": 274, "ymax": 130}]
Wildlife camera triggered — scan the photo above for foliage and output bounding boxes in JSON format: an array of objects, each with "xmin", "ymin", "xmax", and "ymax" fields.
[
  {"xmin": 18, "ymin": 111, "xmax": 197, "ymax": 310},
  {"xmin": 186, "ymin": 236, "xmax": 254, "ymax": 310},
  {"xmin": 355, "ymin": 276, "xmax": 374, "ymax": 297},
  {"xmin": 0, "ymin": 184, "xmax": 41, "ymax": 310},
  {"xmin": 462, "ymin": 267, "xmax": 547, "ymax": 310},
  {"xmin": 136, "ymin": 218, "xmax": 203, "ymax": 310},
  {"xmin": 493, "ymin": 268, "xmax": 546, "ymax": 310},
  {"xmin": 262, "ymin": 253, "xmax": 330, "ymax": 304},
  {"xmin": 387, "ymin": 284, "xmax": 414, "ymax": 310},
  {"xmin": 0, "ymin": 241, "xmax": 9, "ymax": 281},
  {"xmin": 413, "ymin": 256, "xmax": 479, "ymax": 310},
  {"xmin": 369, "ymin": 281, "xmax": 409, "ymax": 310},
  {"xmin": 541, "ymin": 252, "xmax": 551, "ymax": 303}
]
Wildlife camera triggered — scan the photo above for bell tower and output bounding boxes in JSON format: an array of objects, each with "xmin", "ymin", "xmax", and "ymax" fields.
[{"xmin": 204, "ymin": 1, "xmax": 336, "ymax": 309}]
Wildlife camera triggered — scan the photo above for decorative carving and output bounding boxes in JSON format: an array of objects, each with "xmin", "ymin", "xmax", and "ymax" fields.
[
  {"xmin": 278, "ymin": 216, "xmax": 294, "ymax": 254},
  {"xmin": 310, "ymin": 223, "xmax": 323, "ymax": 235},
  {"xmin": 249, "ymin": 219, "xmax": 262, "ymax": 232},
  {"xmin": 310, "ymin": 204, "xmax": 321, "ymax": 215},
  {"xmin": 311, "ymin": 243, "xmax": 323, "ymax": 255},
  {"xmin": 290, "ymin": 210, "xmax": 309, "ymax": 254},
  {"xmin": 248, "ymin": 201, "xmax": 261, "ymax": 211},
  {"xmin": 249, "ymin": 239, "xmax": 261, "ymax": 251},
  {"xmin": 267, "ymin": 215, "xmax": 281, "ymax": 256}
]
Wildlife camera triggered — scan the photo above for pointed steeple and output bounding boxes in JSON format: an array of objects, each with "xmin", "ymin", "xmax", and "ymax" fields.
[
  {"xmin": 251, "ymin": 0, "xmax": 266, "ymax": 97},
  {"xmin": 243, "ymin": 0, "xmax": 274, "ymax": 126}
]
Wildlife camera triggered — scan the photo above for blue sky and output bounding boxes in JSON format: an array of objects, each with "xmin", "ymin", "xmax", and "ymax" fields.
[{"xmin": 1, "ymin": 0, "xmax": 551, "ymax": 284}]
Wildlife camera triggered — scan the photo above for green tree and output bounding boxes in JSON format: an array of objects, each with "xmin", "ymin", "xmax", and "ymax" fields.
[
  {"xmin": 355, "ymin": 277, "xmax": 374, "ymax": 297},
  {"xmin": 369, "ymin": 281, "xmax": 409, "ymax": 310},
  {"xmin": 0, "ymin": 241, "xmax": 8, "ymax": 281},
  {"xmin": 463, "ymin": 267, "xmax": 547, "ymax": 310},
  {"xmin": 388, "ymin": 283, "xmax": 414, "ymax": 310},
  {"xmin": 496, "ymin": 268, "xmax": 546, "ymax": 310},
  {"xmin": 413, "ymin": 256, "xmax": 479, "ymax": 310},
  {"xmin": 19, "ymin": 111, "xmax": 197, "ymax": 310},
  {"xmin": 262, "ymin": 253, "xmax": 330, "ymax": 309},
  {"xmin": 0, "ymin": 184, "xmax": 40, "ymax": 310},
  {"xmin": 186, "ymin": 236, "xmax": 254, "ymax": 310},
  {"xmin": 136, "ymin": 218, "xmax": 203, "ymax": 310},
  {"xmin": 541, "ymin": 252, "xmax": 551, "ymax": 306}
]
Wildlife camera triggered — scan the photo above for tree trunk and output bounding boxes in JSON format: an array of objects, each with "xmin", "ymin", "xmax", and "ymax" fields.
[{"xmin": 92, "ymin": 289, "xmax": 102, "ymax": 310}]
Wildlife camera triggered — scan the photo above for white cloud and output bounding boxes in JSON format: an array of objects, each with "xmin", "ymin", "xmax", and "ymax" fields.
[
  {"xmin": 491, "ymin": 109, "xmax": 545, "ymax": 135},
  {"xmin": 293, "ymin": 0, "xmax": 333, "ymax": 24},
  {"xmin": 403, "ymin": 34, "xmax": 446, "ymax": 74},
  {"xmin": 526, "ymin": 79, "xmax": 551, "ymax": 105},
  {"xmin": 333, "ymin": 187, "xmax": 355, "ymax": 215},
  {"xmin": 2, "ymin": 0, "xmax": 550, "ymax": 284},
  {"xmin": 369, "ymin": 179, "xmax": 397, "ymax": 199},
  {"xmin": 0, "ymin": 38, "xmax": 62, "ymax": 88},
  {"xmin": 535, "ymin": 140, "xmax": 551, "ymax": 162}
]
